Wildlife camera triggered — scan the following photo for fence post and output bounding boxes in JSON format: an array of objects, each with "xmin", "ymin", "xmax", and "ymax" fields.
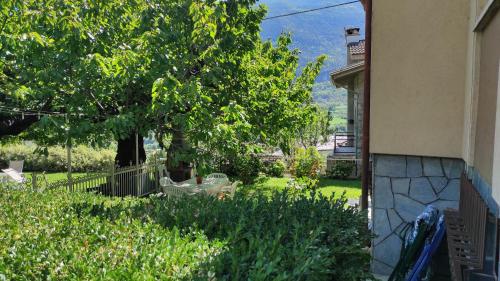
[
  {"xmin": 154, "ymin": 157, "xmax": 160, "ymax": 192},
  {"xmin": 110, "ymin": 163, "xmax": 116, "ymax": 196},
  {"xmin": 135, "ymin": 132, "xmax": 140, "ymax": 196},
  {"xmin": 32, "ymin": 171, "xmax": 37, "ymax": 190},
  {"xmin": 67, "ymin": 143, "xmax": 73, "ymax": 192}
]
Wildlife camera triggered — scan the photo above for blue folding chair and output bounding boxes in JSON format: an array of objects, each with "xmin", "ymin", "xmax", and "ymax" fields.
[{"xmin": 407, "ymin": 215, "xmax": 446, "ymax": 281}]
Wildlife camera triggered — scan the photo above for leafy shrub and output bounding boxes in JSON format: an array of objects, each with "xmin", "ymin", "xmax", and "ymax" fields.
[
  {"xmin": 220, "ymin": 153, "xmax": 263, "ymax": 184},
  {"xmin": 0, "ymin": 189, "xmax": 223, "ymax": 280},
  {"xmin": 327, "ymin": 160, "xmax": 356, "ymax": 179},
  {"xmin": 0, "ymin": 144, "xmax": 115, "ymax": 172},
  {"xmin": 291, "ymin": 147, "xmax": 323, "ymax": 179},
  {"xmin": 285, "ymin": 177, "xmax": 319, "ymax": 197},
  {"xmin": 0, "ymin": 188, "xmax": 373, "ymax": 281},
  {"xmin": 263, "ymin": 159, "xmax": 286, "ymax": 177}
]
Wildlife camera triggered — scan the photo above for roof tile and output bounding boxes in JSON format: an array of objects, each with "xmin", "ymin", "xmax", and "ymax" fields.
[{"xmin": 348, "ymin": 40, "xmax": 365, "ymax": 55}]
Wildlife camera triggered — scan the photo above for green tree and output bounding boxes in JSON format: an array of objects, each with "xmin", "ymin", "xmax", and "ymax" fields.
[
  {"xmin": 0, "ymin": 0, "xmax": 325, "ymax": 180},
  {"xmin": 296, "ymin": 106, "xmax": 334, "ymax": 148}
]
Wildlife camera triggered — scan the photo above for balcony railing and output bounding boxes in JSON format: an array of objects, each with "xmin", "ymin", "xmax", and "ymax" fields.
[{"xmin": 333, "ymin": 132, "xmax": 356, "ymax": 154}]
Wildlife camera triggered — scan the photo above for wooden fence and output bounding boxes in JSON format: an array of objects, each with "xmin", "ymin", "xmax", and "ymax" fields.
[{"xmin": 26, "ymin": 163, "xmax": 164, "ymax": 197}]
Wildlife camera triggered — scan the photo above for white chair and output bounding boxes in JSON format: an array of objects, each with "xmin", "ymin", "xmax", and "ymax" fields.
[
  {"xmin": 159, "ymin": 165, "xmax": 169, "ymax": 178},
  {"xmin": 9, "ymin": 160, "xmax": 24, "ymax": 173},
  {"xmin": 1, "ymin": 160, "xmax": 24, "ymax": 183},
  {"xmin": 162, "ymin": 185, "xmax": 193, "ymax": 198},
  {"xmin": 0, "ymin": 168, "xmax": 26, "ymax": 184},
  {"xmin": 205, "ymin": 173, "xmax": 229, "ymax": 184},
  {"xmin": 220, "ymin": 181, "xmax": 239, "ymax": 199},
  {"xmin": 160, "ymin": 177, "xmax": 195, "ymax": 198},
  {"xmin": 159, "ymin": 176, "xmax": 176, "ymax": 187}
]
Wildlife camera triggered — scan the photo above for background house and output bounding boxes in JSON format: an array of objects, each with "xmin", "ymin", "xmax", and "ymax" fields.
[
  {"xmin": 368, "ymin": 0, "xmax": 500, "ymax": 278},
  {"xmin": 328, "ymin": 28, "xmax": 365, "ymax": 174}
]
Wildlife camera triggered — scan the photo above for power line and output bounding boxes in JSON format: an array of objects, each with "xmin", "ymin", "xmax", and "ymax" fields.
[
  {"xmin": 0, "ymin": 105, "xmax": 63, "ymax": 116},
  {"xmin": 263, "ymin": 0, "xmax": 360, "ymax": 21}
]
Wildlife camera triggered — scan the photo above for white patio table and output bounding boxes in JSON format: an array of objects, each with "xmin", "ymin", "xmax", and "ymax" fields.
[{"xmin": 175, "ymin": 177, "xmax": 231, "ymax": 196}]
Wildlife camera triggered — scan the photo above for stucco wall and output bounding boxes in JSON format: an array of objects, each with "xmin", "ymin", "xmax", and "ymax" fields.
[
  {"xmin": 474, "ymin": 11, "xmax": 500, "ymax": 186},
  {"xmin": 370, "ymin": 0, "xmax": 469, "ymax": 158}
]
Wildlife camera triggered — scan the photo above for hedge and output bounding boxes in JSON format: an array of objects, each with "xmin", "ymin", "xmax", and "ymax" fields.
[
  {"xmin": 0, "ymin": 144, "xmax": 115, "ymax": 172},
  {"xmin": 0, "ymin": 188, "xmax": 374, "ymax": 281}
]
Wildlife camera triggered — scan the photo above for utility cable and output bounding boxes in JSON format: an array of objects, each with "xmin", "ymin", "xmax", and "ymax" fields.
[{"xmin": 263, "ymin": 1, "xmax": 360, "ymax": 21}]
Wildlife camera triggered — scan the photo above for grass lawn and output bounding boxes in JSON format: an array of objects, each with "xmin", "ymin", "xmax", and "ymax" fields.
[
  {"xmin": 240, "ymin": 176, "xmax": 361, "ymax": 200},
  {"xmin": 24, "ymin": 172, "xmax": 89, "ymax": 183},
  {"xmin": 22, "ymin": 173, "xmax": 361, "ymax": 201}
]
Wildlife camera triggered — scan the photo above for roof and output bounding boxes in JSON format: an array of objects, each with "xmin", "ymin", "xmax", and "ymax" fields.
[
  {"xmin": 348, "ymin": 40, "xmax": 365, "ymax": 55},
  {"xmin": 330, "ymin": 61, "xmax": 365, "ymax": 88}
]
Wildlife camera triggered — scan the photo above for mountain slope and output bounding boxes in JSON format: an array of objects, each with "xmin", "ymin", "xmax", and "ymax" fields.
[
  {"xmin": 259, "ymin": 0, "xmax": 365, "ymax": 130},
  {"xmin": 259, "ymin": 0, "xmax": 365, "ymax": 81}
]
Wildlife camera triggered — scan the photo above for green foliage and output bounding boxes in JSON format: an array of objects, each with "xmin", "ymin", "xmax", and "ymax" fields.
[
  {"xmin": 1, "ymin": 0, "xmax": 326, "ymax": 167},
  {"xmin": 285, "ymin": 177, "xmax": 319, "ymax": 197},
  {"xmin": 291, "ymin": 147, "xmax": 323, "ymax": 179},
  {"xmin": 1, "ymin": 0, "xmax": 151, "ymax": 146},
  {"xmin": 0, "ymin": 144, "xmax": 115, "ymax": 172},
  {"xmin": 0, "ymin": 189, "xmax": 224, "ymax": 280},
  {"xmin": 297, "ymin": 176, "xmax": 320, "ymax": 190},
  {"xmin": 239, "ymin": 177, "xmax": 362, "ymax": 200},
  {"xmin": 0, "ymin": 188, "xmax": 373, "ymax": 280},
  {"xmin": 145, "ymin": 148, "xmax": 166, "ymax": 166},
  {"xmin": 327, "ymin": 161, "xmax": 356, "ymax": 179},
  {"xmin": 264, "ymin": 159, "xmax": 286, "ymax": 178},
  {"xmin": 296, "ymin": 106, "xmax": 334, "ymax": 148},
  {"xmin": 231, "ymin": 153, "xmax": 263, "ymax": 184},
  {"xmin": 310, "ymin": 83, "xmax": 348, "ymax": 132}
]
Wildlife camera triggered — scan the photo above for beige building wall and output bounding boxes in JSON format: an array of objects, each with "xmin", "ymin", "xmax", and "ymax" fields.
[
  {"xmin": 474, "ymin": 11, "xmax": 500, "ymax": 186},
  {"xmin": 370, "ymin": 0, "xmax": 469, "ymax": 158}
]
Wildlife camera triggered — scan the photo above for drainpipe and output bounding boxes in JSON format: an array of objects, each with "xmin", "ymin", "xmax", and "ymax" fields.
[{"xmin": 361, "ymin": 0, "xmax": 372, "ymax": 211}]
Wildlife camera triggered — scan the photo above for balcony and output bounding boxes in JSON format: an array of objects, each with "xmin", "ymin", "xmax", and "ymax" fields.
[{"xmin": 333, "ymin": 132, "xmax": 356, "ymax": 156}]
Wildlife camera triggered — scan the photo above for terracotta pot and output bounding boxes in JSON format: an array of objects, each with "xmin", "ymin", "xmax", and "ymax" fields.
[{"xmin": 196, "ymin": 176, "xmax": 203, "ymax": 185}]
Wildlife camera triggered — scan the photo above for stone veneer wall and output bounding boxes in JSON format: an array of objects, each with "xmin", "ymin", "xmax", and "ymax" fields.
[{"xmin": 371, "ymin": 154, "xmax": 464, "ymax": 275}]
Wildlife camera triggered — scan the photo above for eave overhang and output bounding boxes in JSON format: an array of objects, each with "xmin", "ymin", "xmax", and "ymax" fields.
[{"xmin": 330, "ymin": 61, "xmax": 365, "ymax": 89}]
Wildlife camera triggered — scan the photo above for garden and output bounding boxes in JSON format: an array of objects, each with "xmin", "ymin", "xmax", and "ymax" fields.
[
  {"xmin": 0, "ymin": 141, "xmax": 370, "ymax": 280},
  {"xmin": 0, "ymin": 186, "xmax": 372, "ymax": 280},
  {"xmin": 0, "ymin": 1, "xmax": 372, "ymax": 280}
]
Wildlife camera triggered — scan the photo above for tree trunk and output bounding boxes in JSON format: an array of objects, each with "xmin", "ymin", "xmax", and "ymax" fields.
[
  {"xmin": 167, "ymin": 127, "xmax": 192, "ymax": 181},
  {"xmin": 115, "ymin": 133, "xmax": 146, "ymax": 167},
  {"xmin": 0, "ymin": 115, "xmax": 39, "ymax": 138}
]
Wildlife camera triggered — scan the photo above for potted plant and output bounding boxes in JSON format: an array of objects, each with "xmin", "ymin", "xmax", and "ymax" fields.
[
  {"xmin": 196, "ymin": 173, "xmax": 203, "ymax": 185},
  {"xmin": 194, "ymin": 160, "xmax": 210, "ymax": 185}
]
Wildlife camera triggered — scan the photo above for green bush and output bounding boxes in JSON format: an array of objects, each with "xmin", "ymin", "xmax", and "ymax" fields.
[
  {"xmin": 263, "ymin": 159, "xmax": 286, "ymax": 177},
  {"xmin": 285, "ymin": 177, "xmax": 319, "ymax": 197},
  {"xmin": 327, "ymin": 161, "xmax": 356, "ymax": 179},
  {"xmin": 292, "ymin": 147, "xmax": 323, "ymax": 179},
  {"xmin": 220, "ymin": 153, "xmax": 263, "ymax": 184},
  {"xmin": 0, "ymin": 189, "xmax": 223, "ymax": 280},
  {"xmin": 0, "ymin": 144, "xmax": 115, "ymax": 172},
  {"xmin": 0, "ymin": 188, "xmax": 373, "ymax": 281}
]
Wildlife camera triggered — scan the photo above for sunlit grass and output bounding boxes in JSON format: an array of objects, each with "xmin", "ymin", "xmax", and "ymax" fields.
[
  {"xmin": 240, "ymin": 176, "xmax": 361, "ymax": 200},
  {"xmin": 24, "ymin": 173, "xmax": 362, "ymax": 201},
  {"xmin": 24, "ymin": 172, "xmax": 89, "ymax": 183}
]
